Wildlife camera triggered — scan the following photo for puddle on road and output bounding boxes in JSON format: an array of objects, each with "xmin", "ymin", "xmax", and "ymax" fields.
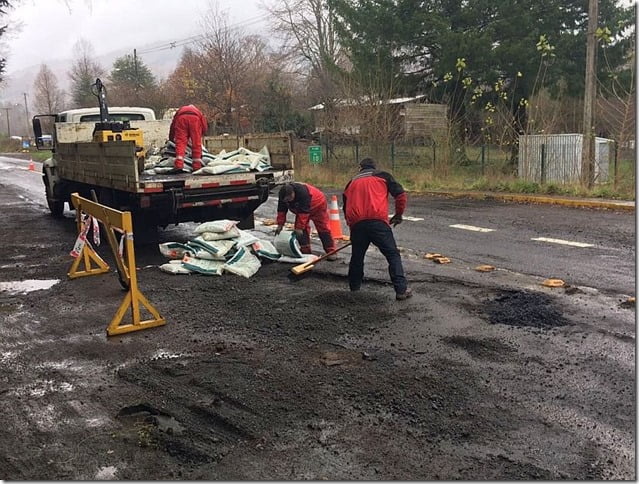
[{"xmin": 0, "ymin": 279, "xmax": 59, "ymax": 294}]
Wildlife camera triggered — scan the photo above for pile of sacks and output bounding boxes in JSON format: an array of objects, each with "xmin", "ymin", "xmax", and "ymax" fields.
[
  {"xmin": 159, "ymin": 219, "xmax": 316, "ymax": 278},
  {"xmin": 144, "ymin": 141, "xmax": 272, "ymax": 175}
]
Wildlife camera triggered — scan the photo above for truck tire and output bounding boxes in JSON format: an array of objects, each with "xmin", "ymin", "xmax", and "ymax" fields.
[
  {"xmin": 132, "ymin": 214, "xmax": 159, "ymax": 245},
  {"xmin": 44, "ymin": 174, "xmax": 64, "ymax": 218},
  {"xmin": 237, "ymin": 212, "xmax": 255, "ymax": 230}
]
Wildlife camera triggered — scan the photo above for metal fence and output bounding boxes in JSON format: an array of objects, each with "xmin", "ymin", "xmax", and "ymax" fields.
[
  {"xmin": 518, "ymin": 134, "xmax": 614, "ymax": 184},
  {"xmin": 294, "ymin": 136, "xmax": 512, "ymax": 178}
]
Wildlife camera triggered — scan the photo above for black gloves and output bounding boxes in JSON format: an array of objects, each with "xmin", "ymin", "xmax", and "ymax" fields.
[{"xmin": 389, "ymin": 214, "xmax": 403, "ymax": 227}]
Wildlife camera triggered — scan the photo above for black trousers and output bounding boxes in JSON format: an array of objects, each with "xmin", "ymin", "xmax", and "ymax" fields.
[{"xmin": 348, "ymin": 219, "xmax": 407, "ymax": 294}]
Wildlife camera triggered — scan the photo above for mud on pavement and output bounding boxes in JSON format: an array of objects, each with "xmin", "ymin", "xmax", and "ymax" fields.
[{"xmin": 0, "ymin": 183, "xmax": 635, "ymax": 480}]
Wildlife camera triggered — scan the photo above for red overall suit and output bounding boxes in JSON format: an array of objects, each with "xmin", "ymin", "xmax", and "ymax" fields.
[
  {"xmin": 169, "ymin": 105, "xmax": 208, "ymax": 171},
  {"xmin": 276, "ymin": 183, "xmax": 336, "ymax": 254}
]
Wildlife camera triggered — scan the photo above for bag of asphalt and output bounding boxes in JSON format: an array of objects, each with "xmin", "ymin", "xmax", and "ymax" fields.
[
  {"xmin": 223, "ymin": 246, "xmax": 261, "ymax": 278},
  {"xmin": 159, "ymin": 260, "xmax": 193, "ymax": 274},
  {"xmin": 181, "ymin": 255, "xmax": 225, "ymax": 276},
  {"xmin": 276, "ymin": 254, "xmax": 317, "ymax": 264},
  {"xmin": 159, "ymin": 242, "xmax": 191, "ymax": 259},
  {"xmin": 195, "ymin": 219, "xmax": 238, "ymax": 233},
  {"xmin": 251, "ymin": 239, "xmax": 281, "ymax": 260},
  {"xmin": 274, "ymin": 230, "xmax": 304, "ymax": 258},
  {"xmin": 234, "ymin": 229, "xmax": 260, "ymax": 248},
  {"xmin": 188, "ymin": 237, "xmax": 236, "ymax": 257},
  {"xmin": 199, "ymin": 226, "xmax": 241, "ymax": 241}
]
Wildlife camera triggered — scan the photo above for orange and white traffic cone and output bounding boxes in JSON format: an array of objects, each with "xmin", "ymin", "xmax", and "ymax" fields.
[
  {"xmin": 28, "ymin": 158, "xmax": 35, "ymax": 171},
  {"xmin": 328, "ymin": 195, "xmax": 346, "ymax": 240}
]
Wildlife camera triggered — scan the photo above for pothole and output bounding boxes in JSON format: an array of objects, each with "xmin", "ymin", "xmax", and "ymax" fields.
[
  {"xmin": 442, "ymin": 335, "xmax": 517, "ymax": 361},
  {"xmin": 483, "ymin": 290, "xmax": 569, "ymax": 329},
  {"xmin": 117, "ymin": 403, "xmax": 185, "ymax": 435}
]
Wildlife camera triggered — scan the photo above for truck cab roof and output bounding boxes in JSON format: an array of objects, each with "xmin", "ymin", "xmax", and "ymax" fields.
[{"xmin": 56, "ymin": 107, "xmax": 156, "ymax": 123}]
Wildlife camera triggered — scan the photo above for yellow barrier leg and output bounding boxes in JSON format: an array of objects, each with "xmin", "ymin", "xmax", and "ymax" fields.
[
  {"xmin": 68, "ymin": 193, "xmax": 166, "ymax": 336},
  {"xmin": 68, "ymin": 208, "xmax": 110, "ymax": 279},
  {"xmin": 106, "ymin": 212, "xmax": 165, "ymax": 336}
]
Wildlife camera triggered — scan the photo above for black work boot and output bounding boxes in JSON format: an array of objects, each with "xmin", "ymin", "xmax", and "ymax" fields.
[{"xmin": 396, "ymin": 288, "xmax": 413, "ymax": 301}]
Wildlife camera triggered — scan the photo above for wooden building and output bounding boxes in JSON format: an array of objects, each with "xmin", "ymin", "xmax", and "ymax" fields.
[{"xmin": 309, "ymin": 95, "xmax": 448, "ymax": 141}]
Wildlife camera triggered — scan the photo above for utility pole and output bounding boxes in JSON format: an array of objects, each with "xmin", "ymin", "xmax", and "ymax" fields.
[
  {"xmin": 581, "ymin": 0, "xmax": 598, "ymax": 189},
  {"xmin": 3, "ymin": 107, "xmax": 11, "ymax": 137},
  {"xmin": 133, "ymin": 48, "xmax": 139, "ymax": 101},
  {"xmin": 23, "ymin": 92, "xmax": 29, "ymax": 137}
]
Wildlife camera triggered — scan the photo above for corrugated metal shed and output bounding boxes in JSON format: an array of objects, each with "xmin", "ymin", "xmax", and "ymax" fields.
[{"xmin": 518, "ymin": 133, "xmax": 614, "ymax": 184}]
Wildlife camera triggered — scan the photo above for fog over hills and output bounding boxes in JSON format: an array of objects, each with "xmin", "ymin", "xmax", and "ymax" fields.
[{"xmin": 1, "ymin": 44, "xmax": 185, "ymax": 106}]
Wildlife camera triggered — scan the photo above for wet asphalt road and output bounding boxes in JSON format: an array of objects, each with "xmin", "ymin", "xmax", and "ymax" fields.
[
  {"xmin": 2, "ymin": 155, "xmax": 634, "ymax": 298},
  {"xmin": 262, "ymin": 189, "xmax": 635, "ymax": 297},
  {"xmin": 0, "ymin": 155, "xmax": 635, "ymax": 480}
]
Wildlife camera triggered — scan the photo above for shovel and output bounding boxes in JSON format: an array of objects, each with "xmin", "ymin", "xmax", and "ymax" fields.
[{"xmin": 290, "ymin": 242, "xmax": 352, "ymax": 276}]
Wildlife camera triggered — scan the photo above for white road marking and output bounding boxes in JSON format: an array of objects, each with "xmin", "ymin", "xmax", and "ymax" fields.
[
  {"xmin": 531, "ymin": 237, "xmax": 594, "ymax": 248},
  {"xmin": 449, "ymin": 224, "xmax": 495, "ymax": 232},
  {"xmin": 403, "ymin": 216, "xmax": 424, "ymax": 221}
]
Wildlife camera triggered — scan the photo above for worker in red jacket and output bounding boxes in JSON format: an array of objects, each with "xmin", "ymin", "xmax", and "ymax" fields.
[
  {"xmin": 343, "ymin": 158, "xmax": 412, "ymax": 300},
  {"xmin": 275, "ymin": 182, "xmax": 337, "ymax": 259},
  {"xmin": 169, "ymin": 105, "xmax": 208, "ymax": 171}
]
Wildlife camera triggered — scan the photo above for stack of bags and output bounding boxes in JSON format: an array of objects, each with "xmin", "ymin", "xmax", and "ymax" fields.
[
  {"xmin": 143, "ymin": 141, "xmax": 272, "ymax": 175},
  {"xmin": 158, "ymin": 220, "xmax": 315, "ymax": 278}
]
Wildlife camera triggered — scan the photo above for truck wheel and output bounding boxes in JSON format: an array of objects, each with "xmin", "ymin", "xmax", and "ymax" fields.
[
  {"xmin": 237, "ymin": 213, "xmax": 255, "ymax": 230},
  {"xmin": 44, "ymin": 174, "xmax": 64, "ymax": 218},
  {"xmin": 132, "ymin": 215, "xmax": 159, "ymax": 245}
]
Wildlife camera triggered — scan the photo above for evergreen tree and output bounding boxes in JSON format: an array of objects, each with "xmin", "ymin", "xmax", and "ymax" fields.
[{"xmin": 68, "ymin": 39, "xmax": 105, "ymax": 108}]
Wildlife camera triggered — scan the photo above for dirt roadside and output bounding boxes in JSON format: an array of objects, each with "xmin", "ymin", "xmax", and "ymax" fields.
[{"xmin": 0, "ymin": 182, "xmax": 635, "ymax": 480}]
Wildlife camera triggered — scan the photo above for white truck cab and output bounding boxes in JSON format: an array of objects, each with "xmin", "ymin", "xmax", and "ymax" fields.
[{"xmin": 56, "ymin": 107, "xmax": 156, "ymax": 123}]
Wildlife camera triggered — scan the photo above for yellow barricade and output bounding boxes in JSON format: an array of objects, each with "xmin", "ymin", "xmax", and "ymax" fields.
[{"xmin": 69, "ymin": 192, "xmax": 165, "ymax": 336}]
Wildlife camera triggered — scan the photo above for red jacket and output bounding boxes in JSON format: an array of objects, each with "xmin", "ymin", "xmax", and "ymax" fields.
[
  {"xmin": 168, "ymin": 105, "xmax": 207, "ymax": 140},
  {"xmin": 169, "ymin": 105, "xmax": 208, "ymax": 160},
  {"xmin": 342, "ymin": 168, "xmax": 407, "ymax": 226},
  {"xmin": 276, "ymin": 183, "xmax": 327, "ymax": 229}
]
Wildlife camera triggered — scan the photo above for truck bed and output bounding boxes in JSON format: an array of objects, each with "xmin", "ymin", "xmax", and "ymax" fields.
[{"xmin": 56, "ymin": 140, "xmax": 293, "ymax": 194}]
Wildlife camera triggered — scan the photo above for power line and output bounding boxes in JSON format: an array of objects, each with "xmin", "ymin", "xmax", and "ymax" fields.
[{"xmin": 137, "ymin": 14, "xmax": 269, "ymax": 55}]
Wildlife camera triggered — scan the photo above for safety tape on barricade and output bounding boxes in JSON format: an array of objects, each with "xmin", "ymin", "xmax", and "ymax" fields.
[
  {"xmin": 92, "ymin": 215, "xmax": 100, "ymax": 246},
  {"xmin": 70, "ymin": 214, "xmax": 93, "ymax": 258}
]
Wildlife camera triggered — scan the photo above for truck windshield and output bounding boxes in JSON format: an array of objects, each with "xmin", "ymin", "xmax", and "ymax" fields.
[{"xmin": 79, "ymin": 113, "xmax": 147, "ymax": 122}]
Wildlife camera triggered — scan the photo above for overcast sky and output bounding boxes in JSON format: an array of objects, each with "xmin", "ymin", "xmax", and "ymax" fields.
[{"xmin": 4, "ymin": 0, "xmax": 268, "ymax": 74}]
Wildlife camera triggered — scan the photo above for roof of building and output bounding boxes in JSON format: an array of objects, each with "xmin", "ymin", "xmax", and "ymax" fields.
[{"xmin": 309, "ymin": 94, "xmax": 428, "ymax": 111}]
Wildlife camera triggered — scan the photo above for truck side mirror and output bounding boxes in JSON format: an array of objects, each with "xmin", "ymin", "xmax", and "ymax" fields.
[{"xmin": 32, "ymin": 115, "xmax": 56, "ymax": 151}]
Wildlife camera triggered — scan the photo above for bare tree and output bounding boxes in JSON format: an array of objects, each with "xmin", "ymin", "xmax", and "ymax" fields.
[
  {"xmin": 264, "ymin": 0, "xmax": 343, "ymax": 104},
  {"xmin": 67, "ymin": 39, "xmax": 105, "ymax": 108},
  {"xmin": 194, "ymin": 5, "xmax": 271, "ymax": 133},
  {"xmin": 597, "ymin": 38, "xmax": 635, "ymax": 153},
  {"xmin": 33, "ymin": 64, "xmax": 65, "ymax": 114}
]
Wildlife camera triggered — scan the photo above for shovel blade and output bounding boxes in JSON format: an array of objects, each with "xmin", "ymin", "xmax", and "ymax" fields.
[{"xmin": 291, "ymin": 262, "xmax": 315, "ymax": 275}]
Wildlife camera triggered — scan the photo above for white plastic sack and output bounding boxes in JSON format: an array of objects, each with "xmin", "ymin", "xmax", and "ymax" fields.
[
  {"xmin": 159, "ymin": 242, "xmax": 191, "ymax": 260},
  {"xmin": 189, "ymin": 237, "xmax": 236, "ymax": 257},
  {"xmin": 159, "ymin": 261, "xmax": 193, "ymax": 274},
  {"xmin": 234, "ymin": 229, "xmax": 260, "ymax": 248},
  {"xmin": 274, "ymin": 230, "xmax": 304, "ymax": 258},
  {"xmin": 185, "ymin": 248, "xmax": 226, "ymax": 261},
  {"xmin": 251, "ymin": 240, "xmax": 281, "ymax": 260},
  {"xmin": 199, "ymin": 226, "xmax": 241, "ymax": 241},
  {"xmin": 223, "ymin": 247, "xmax": 261, "ymax": 278},
  {"xmin": 277, "ymin": 254, "xmax": 318, "ymax": 264},
  {"xmin": 181, "ymin": 255, "xmax": 225, "ymax": 276},
  {"xmin": 197, "ymin": 164, "xmax": 249, "ymax": 175},
  {"xmin": 195, "ymin": 219, "xmax": 238, "ymax": 234}
]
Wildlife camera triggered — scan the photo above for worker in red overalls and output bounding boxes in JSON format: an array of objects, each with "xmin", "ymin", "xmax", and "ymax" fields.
[
  {"xmin": 275, "ymin": 183, "xmax": 337, "ymax": 259},
  {"xmin": 168, "ymin": 105, "xmax": 208, "ymax": 171}
]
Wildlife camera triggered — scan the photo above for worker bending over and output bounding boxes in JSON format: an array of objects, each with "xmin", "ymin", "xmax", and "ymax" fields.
[
  {"xmin": 343, "ymin": 158, "xmax": 412, "ymax": 300},
  {"xmin": 275, "ymin": 183, "xmax": 337, "ymax": 259},
  {"xmin": 169, "ymin": 105, "xmax": 208, "ymax": 171}
]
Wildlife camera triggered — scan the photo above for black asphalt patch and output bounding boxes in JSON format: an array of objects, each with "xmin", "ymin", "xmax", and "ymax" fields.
[{"xmin": 484, "ymin": 290, "xmax": 569, "ymax": 329}]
